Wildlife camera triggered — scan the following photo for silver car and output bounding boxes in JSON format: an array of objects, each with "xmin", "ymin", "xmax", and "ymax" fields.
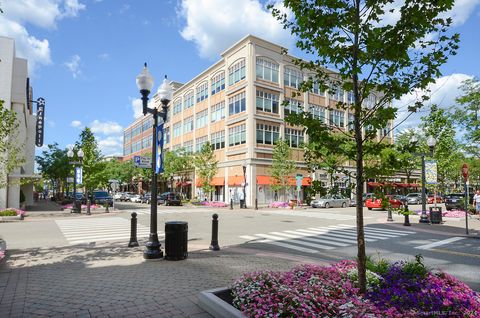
[{"xmin": 311, "ymin": 195, "xmax": 350, "ymax": 208}]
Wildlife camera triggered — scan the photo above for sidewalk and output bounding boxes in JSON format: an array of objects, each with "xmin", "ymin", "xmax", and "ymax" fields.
[
  {"xmin": 0, "ymin": 242, "xmax": 314, "ymax": 317},
  {"xmin": 24, "ymin": 199, "xmax": 119, "ymax": 219}
]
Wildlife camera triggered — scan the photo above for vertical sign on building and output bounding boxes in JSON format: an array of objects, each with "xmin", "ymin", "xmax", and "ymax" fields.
[
  {"xmin": 35, "ymin": 97, "xmax": 45, "ymax": 147},
  {"xmin": 75, "ymin": 167, "xmax": 83, "ymax": 184},
  {"xmin": 156, "ymin": 123, "xmax": 164, "ymax": 174}
]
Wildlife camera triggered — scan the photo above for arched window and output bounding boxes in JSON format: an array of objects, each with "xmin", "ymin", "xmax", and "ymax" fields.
[
  {"xmin": 196, "ymin": 81, "xmax": 208, "ymax": 103},
  {"xmin": 211, "ymin": 71, "xmax": 225, "ymax": 95},
  {"xmin": 284, "ymin": 67, "xmax": 302, "ymax": 89},
  {"xmin": 228, "ymin": 59, "xmax": 246, "ymax": 85}
]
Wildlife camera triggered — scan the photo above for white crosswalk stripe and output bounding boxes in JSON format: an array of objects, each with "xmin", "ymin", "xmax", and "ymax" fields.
[
  {"xmin": 239, "ymin": 225, "xmax": 415, "ymax": 254},
  {"xmin": 131, "ymin": 208, "xmax": 210, "ymax": 216},
  {"xmin": 264, "ymin": 210, "xmax": 361, "ymax": 220},
  {"xmin": 56, "ymin": 217, "xmax": 162, "ymax": 245}
]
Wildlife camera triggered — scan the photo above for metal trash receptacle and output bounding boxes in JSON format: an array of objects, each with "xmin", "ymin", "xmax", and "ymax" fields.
[
  {"xmin": 73, "ymin": 201, "xmax": 81, "ymax": 213},
  {"xmin": 165, "ymin": 221, "xmax": 188, "ymax": 260},
  {"xmin": 430, "ymin": 207, "xmax": 442, "ymax": 224}
]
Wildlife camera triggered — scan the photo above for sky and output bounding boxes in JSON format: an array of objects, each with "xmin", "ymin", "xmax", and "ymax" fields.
[{"xmin": 1, "ymin": 0, "xmax": 479, "ymax": 157}]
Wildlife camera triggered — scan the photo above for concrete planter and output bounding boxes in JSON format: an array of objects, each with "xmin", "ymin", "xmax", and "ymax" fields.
[
  {"xmin": 198, "ymin": 287, "xmax": 245, "ymax": 318},
  {"xmin": 0, "ymin": 215, "xmax": 23, "ymax": 222}
]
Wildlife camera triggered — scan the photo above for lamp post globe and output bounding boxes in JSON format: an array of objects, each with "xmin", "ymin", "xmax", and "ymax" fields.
[
  {"xmin": 67, "ymin": 149, "xmax": 74, "ymax": 158},
  {"xmin": 136, "ymin": 63, "xmax": 154, "ymax": 92},
  {"xmin": 77, "ymin": 149, "xmax": 84, "ymax": 159},
  {"xmin": 158, "ymin": 77, "xmax": 173, "ymax": 104}
]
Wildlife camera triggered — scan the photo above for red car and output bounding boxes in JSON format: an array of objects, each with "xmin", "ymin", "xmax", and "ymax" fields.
[
  {"xmin": 366, "ymin": 195, "xmax": 403, "ymax": 210},
  {"xmin": 427, "ymin": 195, "xmax": 443, "ymax": 204}
]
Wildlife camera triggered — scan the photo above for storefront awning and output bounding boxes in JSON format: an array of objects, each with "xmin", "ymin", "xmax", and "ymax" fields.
[
  {"xmin": 195, "ymin": 177, "xmax": 224, "ymax": 187},
  {"xmin": 393, "ymin": 183, "xmax": 409, "ymax": 188},
  {"xmin": 257, "ymin": 176, "xmax": 273, "ymax": 185},
  {"xmin": 408, "ymin": 183, "xmax": 420, "ymax": 187},
  {"xmin": 256, "ymin": 175, "xmax": 312, "ymax": 186},
  {"xmin": 228, "ymin": 176, "xmax": 245, "ymax": 186},
  {"xmin": 367, "ymin": 182, "xmax": 384, "ymax": 187}
]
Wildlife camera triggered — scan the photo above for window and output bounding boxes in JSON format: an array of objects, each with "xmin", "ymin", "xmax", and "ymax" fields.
[
  {"xmin": 173, "ymin": 99, "xmax": 182, "ymax": 115},
  {"xmin": 184, "ymin": 91, "xmax": 194, "ymax": 109},
  {"xmin": 309, "ymin": 104, "xmax": 326, "ymax": 122},
  {"xmin": 173, "ymin": 122, "xmax": 182, "ymax": 138},
  {"xmin": 228, "ymin": 59, "xmax": 246, "ymax": 85},
  {"xmin": 195, "ymin": 136, "xmax": 208, "ymax": 152},
  {"xmin": 211, "ymin": 131, "xmax": 225, "ymax": 150},
  {"xmin": 164, "ymin": 127, "xmax": 170, "ymax": 144},
  {"xmin": 142, "ymin": 118, "xmax": 152, "ymax": 132},
  {"xmin": 311, "ymin": 81, "xmax": 325, "ymax": 96},
  {"xmin": 211, "ymin": 102, "xmax": 225, "ymax": 122},
  {"xmin": 256, "ymin": 124, "xmax": 280, "ymax": 145},
  {"xmin": 132, "ymin": 140, "xmax": 141, "ymax": 153},
  {"xmin": 380, "ymin": 126, "xmax": 390, "ymax": 138},
  {"xmin": 285, "ymin": 128, "xmax": 304, "ymax": 148},
  {"xmin": 284, "ymin": 67, "xmax": 302, "ymax": 89},
  {"xmin": 256, "ymin": 58, "xmax": 279, "ymax": 83},
  {"xmin": 330, "ymin": 86, "xmax": 344, "ymax": 102},
  {"xmin": 183, "ymin": 140, "xmax": 193, "ymax": 153},
  {"xmin": 132, "ymin": 125, "xmax": 141, "ymax": 137},
  {"xmin": 329, "ymin": 110, "xmax": 345, "ymax": 127},
  {"xmin": 256, "ymin": 90, "xmax": 279, "ymax": 113},
  {"xmin": 211, "ymin": 72, "xmax": 225, "ymax": 95},
  {"xmin": 123, "ymin": 144, "xmax": 131, "ymax": 156},
  {"xmin": 124, "ymin": 131, "xmax": 131, "ymax": 144},
  {"xmin": 183, "ymin": 116, "xmax": 194, "ymax": 133},
  {"xmin": 347, "ymin": 91, "xmax": 355, "ymax": 104},
  {"xmin": 142, "ymin": 136, "xmax": 152, "ymax": 149},
  {"xmin": 228, "ymin": 124, "xmax": 246, "ymax": 146},
  {"xmin": 364, "ymin": 94, "xmax": 376, "ymax": 108},
  {"xmin": 196, "ymin": 82, "xmax": 208, "ymax": 103},
  {"xmin": 348, "ymin": 113, "xmax": 355, "ymax": 131},
  {"xmin": 228, "ymin": 92, "xmax": 246, "ymax": 115},
  {"xmin": 285, "ymin": 98, "xmax": 303, "ymax": 116},
  {"xmin": 196, "ymin": 109, "xmax": 208, "ymax": 129}
]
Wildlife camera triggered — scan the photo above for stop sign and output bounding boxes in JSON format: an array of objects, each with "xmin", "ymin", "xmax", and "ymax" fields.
[{"xmin": 462, "ymin": 163, "xmax": 469, "ymax": 181}]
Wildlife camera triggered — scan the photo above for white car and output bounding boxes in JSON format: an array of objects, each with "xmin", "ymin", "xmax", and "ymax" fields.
[
  {"xmin": 113, "ymin": 192, "xmax": 123, "ymax": 200},
  {"xmin": 130, "ymin": 195, "xmax": 142, "ymax": 203}
]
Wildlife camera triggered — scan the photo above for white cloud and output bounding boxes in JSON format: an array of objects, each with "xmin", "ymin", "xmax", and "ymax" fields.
[
  {"xmin": 0, "ymin": 0, "xmax": 85, "ymax": 74},
  {"xmin": 98, "ymin": 136, "xmax": 123, "ymax": 156},
  {"xmin": 64, "ymin": 54, "xmax": 82, "ymax": 78},
  {"xmin": 70, "ymin": 120, "xmax": 82, "ymax": 128},
  {"xmin": 90, "ymin": 120, "xmax": 123, "ymax": 135},
  {"xmin": 129, "ymin": 97, "xmax": 156, "ymax": 119},
  {"xmin": 178, "ymin": 0, "xmax": 294, "ymax": 59},
  {"xmin": 394, "ymin": 73, "xmax": 474, "ymax": 131}
]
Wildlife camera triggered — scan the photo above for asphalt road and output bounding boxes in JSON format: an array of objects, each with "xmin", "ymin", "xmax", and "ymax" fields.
[{"xmin": 2, "ymin": 201, "xmax": 479, "ymax": 290}]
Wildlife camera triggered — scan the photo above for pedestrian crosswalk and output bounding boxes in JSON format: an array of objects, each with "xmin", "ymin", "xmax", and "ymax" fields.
[
  {"xmin": 265, "ymin": 210, "xmax": 367, "ymax": 221},
  {"xmin": 132, "ymin": 208, "xmax": 211, "ymax": 216},
  {"xmin": 56, "ymin": 217, "xmax": 161, "ymax": 245},
  {"xmin": 239, "ymin": 224, "xmax": 415, "ymax": 254}
]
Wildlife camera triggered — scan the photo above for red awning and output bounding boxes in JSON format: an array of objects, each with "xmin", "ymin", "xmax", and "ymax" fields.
[
  {"xmin": 257, "ymin": 176, "xmax": 273, "ymax": 185},
  {"xmin": 367, "ymin": 182, "xmax": 384, "ymax": 187},
  {"xmin": 408, "ymin": 183, "xmax": 420, "ymax": 187},
  {"xmin": 195, "ymin": 178, "xmax": 224, "ymax": 187},
  {"xmin": 175, "ymin": 181, "xmax": 191, "ymax": 187},
  {"xmin": 228, "ymin": 176, "xmax": 245, "ymax": 186},
  {"xmin": 302, "ymin": 177, "xmax": 312, "ymax": 186},
  {"xmin": 394, "ymin": 183, "xmax": 409, "ymax": 188}
]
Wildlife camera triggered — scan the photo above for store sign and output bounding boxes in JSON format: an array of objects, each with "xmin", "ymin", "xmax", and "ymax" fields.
[
  {"xmin": 35, "ymin": 97, "xmax": 45, "ymax": 147},
  {"xmin": 425, "ymin": 160, "xmax": 437, "ymax": 185},
  {"xmin": 156, "ymin": 123, "xmax": 164, "ymax": 174}
]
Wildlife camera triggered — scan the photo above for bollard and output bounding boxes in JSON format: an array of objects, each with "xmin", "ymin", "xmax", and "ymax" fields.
[
  {"xmin": 86, "ymin": 199, "xmax": 91, "ymax": 215},
  {"xmin": 387, "ymin": 208, "xmax": 393, "ymax": 222},
  {"xmin": 403, "ymin": 204, "xmax": 411, "ymax": 226},
  {"xmin": 255, "ymin": 198, "xmax": 258, "ymax": 210},
  {"xmin": 209, "ymin": 214, "xmax": 220, "ymax": 251},
  {"xmin": 105, "ymin": 204, "xmax": 109, "ymax": 213},
  {"xmin": 128, "ymin": 212, "xmax": 139, "ymax": 247},
  {"xmin": 230, "ymin": 198, "xmax": 233, "ymax": 210}
]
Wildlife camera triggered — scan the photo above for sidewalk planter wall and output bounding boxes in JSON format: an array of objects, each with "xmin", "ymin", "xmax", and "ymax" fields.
[
  {"xmin": 198, "ymin": 287, "xmax": 245, "ymax": 318},
  {"xmin": 0, "ymin": 215, "xmax": 23, "ymax": 222}
]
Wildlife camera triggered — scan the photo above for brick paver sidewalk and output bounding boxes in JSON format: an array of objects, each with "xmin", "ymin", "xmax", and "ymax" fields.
[{"xmin": 0, "ymin": 242, "xmax": 318, "ymax": 317}]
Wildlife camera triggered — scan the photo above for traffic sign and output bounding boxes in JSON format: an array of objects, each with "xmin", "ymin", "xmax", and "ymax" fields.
[
  {"xmin": 134, "ymin": 156, "xmax": 152, "ymax": 168},
  {"xmin": 462, "ymin": 163, "xmax": 469, "ymax": 181}
]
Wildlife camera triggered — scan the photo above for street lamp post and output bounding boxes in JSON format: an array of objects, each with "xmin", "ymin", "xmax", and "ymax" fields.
[
  {"xmin": 136, "ymin": 63, "xmax": 173, "ymax": 260},
  {"xmin": 67, "ymin": 148, "xmax": 84, "ymax": 213},
  {"xmin": 410, "ymin": 135, "xmax": 437, "ymax": 224},
  {"xmin": 242, "ymin": 160, "xmax": 247, "ymax": 209}
]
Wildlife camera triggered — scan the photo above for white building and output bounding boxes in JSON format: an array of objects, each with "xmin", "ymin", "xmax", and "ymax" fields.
[{"xmin": 0, "ymin": 37, "xmax": 38, "ymax": 209}]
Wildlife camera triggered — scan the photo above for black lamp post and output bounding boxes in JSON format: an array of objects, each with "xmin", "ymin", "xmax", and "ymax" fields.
[
  {"xmin": 67, "ymin": 148, "xmax": 84, "ymax": 213},
  {"xmin": 136, "ymin": 63, "xmax": 172, "ymax": 260},
  {"xmin": 410, "ymin": 135, "xmax": 437, "ymax": 224},
  {"xmin": 242, "ymin": 160, "xmax": 247, "ymax": 208}
]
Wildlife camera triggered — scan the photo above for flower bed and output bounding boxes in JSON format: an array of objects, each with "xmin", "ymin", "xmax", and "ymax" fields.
[
  {"xmin": 415, "ymin": 209, "xmax": 470, "ymax": 218},
  {"xmin": 62, "ymin": 204, "xmax": 101, "ymax": 210},
  {"xmin": 268, "ymin": 201, "xmax": 289, "ymax": 208},
  {"xmin": 200, "ymin": 201, "xmax": 228, "ymax": 207},
  {"xmin": 231, "ymin": 257, "xmax": 480, "ymax": 317},
  {"xmin": 0, "ymin": 208, "xmax": 25, "ymax": 217}
]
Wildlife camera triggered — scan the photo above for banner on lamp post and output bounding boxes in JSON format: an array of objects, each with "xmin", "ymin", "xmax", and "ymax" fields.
[
  {"xmin": 425, "ymin": 160, "xmax": 437, "ymax": 185},
  {"xmin": 75, "ymin": 167, "xmax": 83, "ymax": 184},
  {"xmin": 35, "ymin": 98, "xmax": 45, "ymax": 147},
  {"xmin": 156, "ymin": 123, "xmax": 164, "ymax": 174}
]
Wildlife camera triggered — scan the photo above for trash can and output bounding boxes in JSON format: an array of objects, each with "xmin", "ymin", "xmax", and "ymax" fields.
[
  {"xmin": 429, "ymin": 207, "xmax": 442, "ymax": 224},
  {"xmin": 73, "ymin": 201, "xmax": 81, "ymax": 213},
  {"xmin": 165, "ymin": 221, "xmax": 188, "ymax": 261}
]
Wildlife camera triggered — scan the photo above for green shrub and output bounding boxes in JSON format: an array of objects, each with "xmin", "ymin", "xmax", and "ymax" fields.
[
  {"xmin": 403, "ymin": 254, "xmax": 429, "ymax": 278},
  {"xmin": 366, "ymin": 254, "xmax": 390, "ymax": 276},
  {"xmin": 0, "ymin": 210, "xmax": 17, "ymax": 216}
]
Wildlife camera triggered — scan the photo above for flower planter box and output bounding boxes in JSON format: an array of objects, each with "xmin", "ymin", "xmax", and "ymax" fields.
[
  {"xmin": 198, "ymin": 287, "xmax": 245, "ymax": 318},
  {"xmin": 0, "ymin": 215, "xmax": 23, "ymax": 222}
]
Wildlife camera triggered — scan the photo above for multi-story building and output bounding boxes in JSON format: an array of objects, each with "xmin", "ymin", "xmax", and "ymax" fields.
[
  {"xmin": 0, "ymin": 37, "xmax": 38, "ymax": 209},
  {"xmin": 123, "ymin": 114, "xmax": 155, "ymax": 162},
  {"xmin": 125, "ymin": 35, "xmax": 397, "ymax": 205}
]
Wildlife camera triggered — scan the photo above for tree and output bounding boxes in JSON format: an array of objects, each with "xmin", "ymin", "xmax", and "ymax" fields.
[
  {"xmin": 35, "ymin": 143, "xmax": 70, "ymax": 195},
  {"xmin": 194, "ymin": 143, "xmax": 217, "ymax": 200},
  {"xmin": 75, "ymin": 128, "xmax": 105, "ymax": 200},
  {"xmin": 0, "ymin": 100, "xmax": 25, "ymax": 189},
  {"xmin": 271, "ymin": 0, "xmax": 459, "ymax": 293},
  {"xmin": 271, "ymin": 139, "xmax": 296, "ymax": 200},
  {"xmin": 164, "ymin": 148, "xmax": 194, "ymax": 195}
]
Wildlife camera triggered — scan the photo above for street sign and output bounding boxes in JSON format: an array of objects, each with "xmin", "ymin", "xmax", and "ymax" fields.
[
  {"xmin": 462, "ymin": 163, "xmax": 469, "ymax": 181},
  {"xmin": 67, "ymin": 177, "xmax": 74, "ymax": 183},
  {"xmin": 296, "ymin": 174, "xmax": 303, "ymax": 188},
  {"xmin": 133, "ymin": 156, "xmax": 151, "ymax": 168}
]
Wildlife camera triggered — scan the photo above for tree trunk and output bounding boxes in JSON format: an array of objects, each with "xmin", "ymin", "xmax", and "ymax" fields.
[{"xmin": 355, "ymin": 127, "xmax": 367, "ymax": 294}]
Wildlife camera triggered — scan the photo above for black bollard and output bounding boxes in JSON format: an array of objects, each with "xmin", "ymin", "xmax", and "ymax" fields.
[
  {"xmin": 230, "ymin": 198, "xmax": 233, "ymax": 210},
  {"xmin": 128, "ymin": 212, "xmax": 139, "ymax": 247},
  {"xmin": 387, "ymin": 208, "xmax": 393, "ymax": 222},
  {"xmin": 403, "ymin": 204, "xmax": 411, "ymax": 226},
  {"xmin": 86, "ymin": 199, "xmax": 91, "ymax": 215},
  {"xmin": 209, "ymin": 214, "xmax": 220, "ymax": 251},
  {"xmin": 255, "ymin": 198, "xmax": 258, "ymax": 210}
]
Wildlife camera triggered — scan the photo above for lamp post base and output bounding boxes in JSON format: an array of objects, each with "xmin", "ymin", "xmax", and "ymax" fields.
[
  {"xmin": 143, "ymin": 235, "xmax": 163, "ymax": 259},
  {"xmin": 419, "ymin": 214, "xmax": 430, "ymax": 223}
]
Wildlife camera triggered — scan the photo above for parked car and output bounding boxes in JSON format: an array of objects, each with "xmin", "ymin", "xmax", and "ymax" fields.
[
  {"xmin": 427, "ymin": 194, "xmax": 443, "ymax": 204},
  {"xmin": 141, "ymin": 193, "xmax": 151, "ymax": 204},
  {"xmin": 311, "ymin": 195, "xmax": 350, "ymax": 208},
  {"xmin": 130, "ymin": 194, "xmax": 142, "ymax": 203},
  {"xmin": 113, "ymin": 192, "xmax": 123, "ymax": 201},
  {"xmin": 122, "ymin": 192, "xmax": 136, "ymax": 202},
  {"xmin": 444, "ymin": 193, "xmax": 465, "ymax": 211},
  {"xmin": 158, "ymin": 192, "xmax": 182, "ymax": 206},
  {"xmin": 391, "ymin": 195, "xmax": 407, "ymax": 205},
  {"xmin": 406, "ymin": 193, "xmax": 422, "ymax": 205},
  {"xmin": 92, "ymin": 190, "xmax": 113, "ymax": 207},
  {"xmin": 362, "ymin": 193, "xmax": 375, "ymax": 206},
  {"xmin": 365, "ymin": 195, "xmax": 403, "ymax": 210}
]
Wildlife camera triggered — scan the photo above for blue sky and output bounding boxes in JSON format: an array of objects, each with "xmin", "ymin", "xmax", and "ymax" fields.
[{"xmin": 1, "ymin": 0, "xmax": 479, "ymax": 156}]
